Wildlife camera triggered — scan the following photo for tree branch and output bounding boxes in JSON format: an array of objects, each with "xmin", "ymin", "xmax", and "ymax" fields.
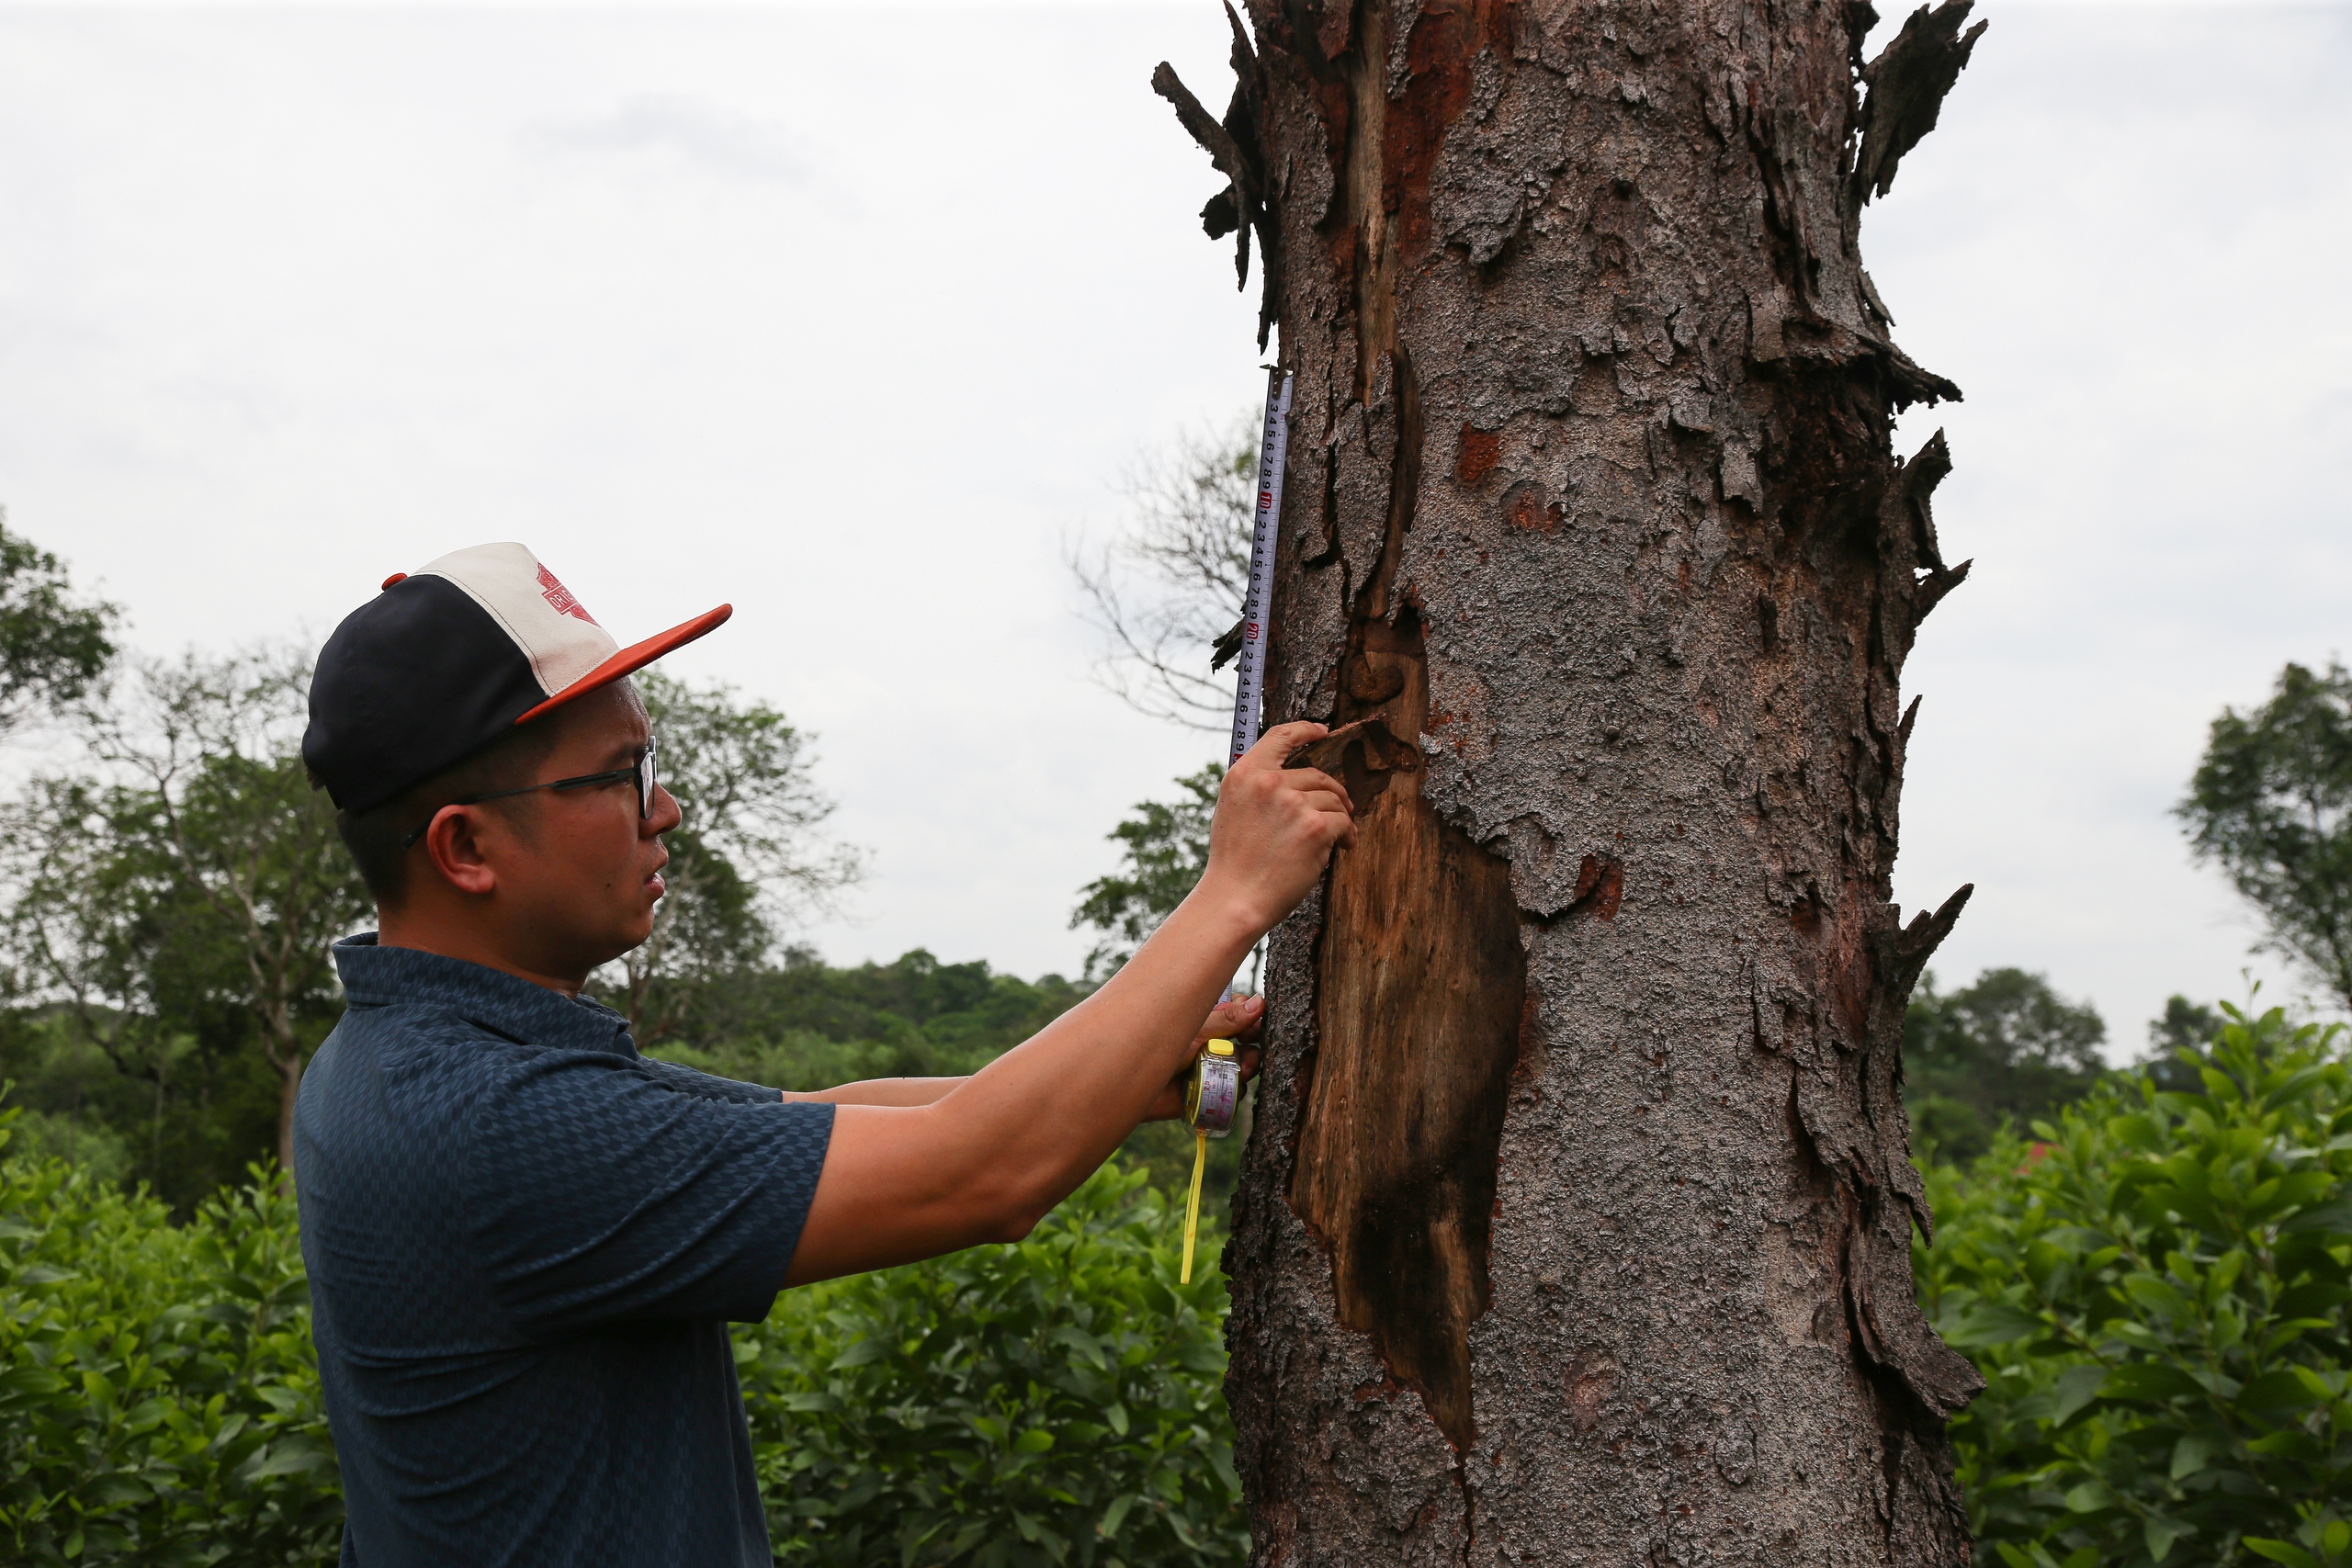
[{"xmin": 1151, "ymin": 62, "xmax": 1250, "ymax": 200}]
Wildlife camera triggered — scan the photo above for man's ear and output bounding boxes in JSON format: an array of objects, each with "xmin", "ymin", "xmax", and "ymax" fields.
[{"xmin": 421, "ymin": 806, "xmax": 501, "ymax": 897}]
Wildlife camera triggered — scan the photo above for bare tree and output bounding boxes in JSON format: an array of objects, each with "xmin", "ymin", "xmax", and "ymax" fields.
[
  {"xmin": 5, "ymin": 647, "xmax": 369, "ymax": 1180},
  {"xmin": 598, "ymin": 670, "xmax": 864, "ymax": 1043},
  {"xmin": 1069, "ymin": 415, "xmax": 1261, "ymax": 731},
  {"xmin": 1156, "ymin": 1, "xmax": 1986, "ymax": 1562}
]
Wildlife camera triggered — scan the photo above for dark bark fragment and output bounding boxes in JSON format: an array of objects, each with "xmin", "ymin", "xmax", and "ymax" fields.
[{"xmin": 1851, "ymin": 1, "xmax": 1991, "ymax": 212}]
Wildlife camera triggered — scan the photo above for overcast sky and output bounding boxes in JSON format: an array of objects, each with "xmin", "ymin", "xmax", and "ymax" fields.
[{"xmin": 0, "ymin": 0, "xmax": 2344, "ymax": 1056}]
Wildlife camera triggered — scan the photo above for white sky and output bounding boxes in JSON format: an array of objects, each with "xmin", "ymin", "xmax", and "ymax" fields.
[{"xmin": 0, "ymin": 1, "xmax": 2344, "ymax": 1057}]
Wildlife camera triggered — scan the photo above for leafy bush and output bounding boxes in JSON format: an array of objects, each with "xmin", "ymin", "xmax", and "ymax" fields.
[
  {"xmin": 1920, "ymin": 1002, "xmax": 2352, "ymax": 1568},
  {"xmin": 1, "ymin": 1106, "xmax": 1240, "ymax": 1567},
  {"xmin": 8, "ymin": 1107, "xmax": 132, "ymax": 1186},
  {"xmin": 741, "ymin": 1163, "xmax": 1246, "ymax": 1567},
  {"xmin": 0, "ymin": 1109, "xmax": 341, "ymax": 1565}
]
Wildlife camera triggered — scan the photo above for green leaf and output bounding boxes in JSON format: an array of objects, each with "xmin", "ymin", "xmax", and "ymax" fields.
[
  {"xmin": 2281, "ymin": 1199, "xmax": 2352, "ymax": 1235},
  {"xmin": 247, "ymin": 1445, "xmax": 327, "ymax": 1478},
  {"xmin": 0, "ymin": 1366, "xmax": 66, "ymax": 1398},
  {"xmin": 2245, "ymin": 1540, "xmax": 2319, "ymax": 1568},
  {"xmin": 2063, "ymin": 1481, "xmax": 2114, "ymax": 1513},
  {"xmin": 2049, "ymin": 1364, "xmax": 2108, "ymax": 1427},
  {"xmin": 1099, "ymin": 1494, "xmax": 1135, "ymax": 1540},
  {"xmin": 1943, "ymin": 1302, "xmax": 2045, "ymax": 1348},
  {"xmin": 2144, "ymin": 1517, "xmax": 2180, "ymax": 1563},
  {"xmin": 2099, "ymin": 1362, "xmax": 2207, "ymax": 1403},
  {"xmin": 2121, "ymin": 1275, "xmax": 2197, "ymax": 1321},
  {"xmin": 2239, "ymin": 1369, "xmax": 2326, "ymax": 1412},
  {"xmin": 1013, "ymin": 1427, "xmax": 1056, "ymax": 1453}
]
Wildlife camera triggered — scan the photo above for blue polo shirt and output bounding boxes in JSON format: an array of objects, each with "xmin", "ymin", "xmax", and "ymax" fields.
[{"xmin": 293, "ymin": 936, "xmax": 833, "ymax": 1567}]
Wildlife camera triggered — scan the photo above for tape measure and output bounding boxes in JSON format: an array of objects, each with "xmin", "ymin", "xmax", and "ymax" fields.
[
  {"xmin": 1228, "ymin": 369, "xmax": 1293, "ymax": 767},
  {"xmin": 1180, "ymin": 1040, "xmax": 1240, "ymax": 1284},
  {"xmin": 1181, "ymin": 369, "xmax": 1290, "ymax": 1288}
]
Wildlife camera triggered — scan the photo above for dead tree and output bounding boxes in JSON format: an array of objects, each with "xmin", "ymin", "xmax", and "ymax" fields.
[{"xmin": 1156, "ymin": 0, "xmax": 1987, "ymax": 1561}]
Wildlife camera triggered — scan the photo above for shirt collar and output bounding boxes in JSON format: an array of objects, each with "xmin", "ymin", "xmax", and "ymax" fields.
[{"xmin": 332, "ymin": 933, "xmax": 636, "ymax": 1056}]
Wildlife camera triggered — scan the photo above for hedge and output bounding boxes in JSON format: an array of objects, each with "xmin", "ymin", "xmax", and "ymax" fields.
[
  {"xmin": 0, "ymin": 1103, "xmax": 1243, "ymax": 1567},
  {"xmin": 1921, "ymin": 1002, "xmax": 2352, "ymax": 1568}
]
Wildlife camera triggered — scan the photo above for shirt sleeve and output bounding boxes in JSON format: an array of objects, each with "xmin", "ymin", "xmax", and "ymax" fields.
[
  {"xmin": 636, "ymin": 1055, "xmax": 784, "ymax": 1105},
  {"xmin": 461, "ymin": 1051, "xmax": 833, "ymax": 1335}
]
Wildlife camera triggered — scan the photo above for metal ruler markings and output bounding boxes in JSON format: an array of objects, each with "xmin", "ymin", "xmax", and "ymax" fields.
[{"xmin": 1228, "ymin": 369, "xmax": 1294, "ymax": 766}]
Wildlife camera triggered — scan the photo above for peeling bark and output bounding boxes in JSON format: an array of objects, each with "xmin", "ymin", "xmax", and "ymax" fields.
[{"xmin": 1160, "ymin": 0, "xmax": 1986, "ymax": 1562}]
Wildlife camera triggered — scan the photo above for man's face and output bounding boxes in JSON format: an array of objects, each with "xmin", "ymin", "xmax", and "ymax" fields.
[{"xmin": 487, "ymin": 683, "xmax": 680, "ymax": 976}]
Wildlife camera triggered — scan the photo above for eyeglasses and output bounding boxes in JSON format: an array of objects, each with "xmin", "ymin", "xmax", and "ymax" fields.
[{"xmin": 401, "ymin": 735, "xmax": 659, "ymax": 850}]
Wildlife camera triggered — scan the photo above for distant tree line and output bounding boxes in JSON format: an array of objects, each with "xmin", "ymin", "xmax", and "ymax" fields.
[{"xmin": 4, "ymin": 472, "xmax": 2348, "ymax": 1214}]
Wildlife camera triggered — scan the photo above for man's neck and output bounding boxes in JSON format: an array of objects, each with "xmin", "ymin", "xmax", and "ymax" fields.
[{"xmin": 375, "ymin": 908, "xmax": 591, "ymax": 998}]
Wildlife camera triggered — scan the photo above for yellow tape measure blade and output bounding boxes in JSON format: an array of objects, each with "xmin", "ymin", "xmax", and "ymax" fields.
[{"xmin": 1181, "ymin": 1131, "xmax": 1208, "ymax": 1285}]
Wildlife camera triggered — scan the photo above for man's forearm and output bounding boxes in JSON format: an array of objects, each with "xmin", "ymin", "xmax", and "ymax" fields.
[
  {"xmin": 780, "ymin": 885, "xmax": 1261, "ymax": 1283},
  {"xmin": 779, "ymin": 722, "xmax": 1352, "ymax": 1285},
  {"xmin": 783, "ymin": 1077, "xmax": 963, "ymax": 1109}
]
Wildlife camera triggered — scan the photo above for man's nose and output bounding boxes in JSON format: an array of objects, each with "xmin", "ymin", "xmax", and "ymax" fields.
[{"xmin": 647, "ymin": 784, "xmax": 683, "ymax": 835}]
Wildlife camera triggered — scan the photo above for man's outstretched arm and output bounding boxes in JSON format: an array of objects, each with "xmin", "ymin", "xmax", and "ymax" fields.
[
  {"xmin": 781, "ymin": 721, "xmax": 1352, "ymax": 1285},
  {"xmin": 782, "ymin": 1007, "xmax": 1265, "ymax": 1113}
]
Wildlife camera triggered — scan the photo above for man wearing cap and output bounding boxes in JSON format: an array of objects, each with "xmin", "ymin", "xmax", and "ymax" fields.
[{"xmin": 294, "ymin": 543, "xmax": 1353, "ymax": 1567}]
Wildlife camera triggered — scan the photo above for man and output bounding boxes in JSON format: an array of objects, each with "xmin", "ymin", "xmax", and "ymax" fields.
[{"xmin": 293, "ymin": 542, "xmax": 1352, "ymax": 1566}]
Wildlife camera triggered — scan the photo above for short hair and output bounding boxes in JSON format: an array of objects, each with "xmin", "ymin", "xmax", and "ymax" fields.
[{"xmin": 331, "ymin": 679, "xmax": 640, "ymax": 908}]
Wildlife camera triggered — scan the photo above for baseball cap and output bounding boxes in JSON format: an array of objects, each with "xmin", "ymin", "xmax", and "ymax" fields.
[{"xmin": 304, "ymin": 542, "xmax": 730, "ymax": 814}]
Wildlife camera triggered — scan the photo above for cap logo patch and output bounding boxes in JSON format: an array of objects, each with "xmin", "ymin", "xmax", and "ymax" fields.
[{"xmin": 536, "ymin": 564, "xmax": 599, "ymax": 626}]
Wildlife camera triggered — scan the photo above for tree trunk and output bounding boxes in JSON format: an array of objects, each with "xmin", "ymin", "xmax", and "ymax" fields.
[
  {"xmin": 1159, "ymin": 0, "xmax": 1988, "ymax": 1561},
  {"xmin": 277, "ymin": 1052, "xmax": 302, "ymax": 1182},
  {"xmin": 263, "ymin": 1004, "xmax": 303, "ymax": 1183}
]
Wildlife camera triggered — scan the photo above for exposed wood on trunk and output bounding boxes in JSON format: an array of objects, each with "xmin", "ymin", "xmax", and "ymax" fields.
[
  {"xmin": 1281, "ymin": 358, "xmax": 1531, "ymax": 1448},
  {"xmin": 1159, "ymin": 0, "xmax": 1988, "ymax": 1562}
]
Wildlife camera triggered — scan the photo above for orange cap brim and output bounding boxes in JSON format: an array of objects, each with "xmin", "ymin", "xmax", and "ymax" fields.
[{"xmin": 514, "ymin": 604, "xmax": 732, "ymax": 726}]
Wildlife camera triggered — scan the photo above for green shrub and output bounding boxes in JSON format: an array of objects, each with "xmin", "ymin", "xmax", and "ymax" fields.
[
  {"xmin": 0, "ymin": 1108, "xmax": 341, "ymax": 1565},
  {"xmin": 2, "ymin": 1106, "xmax": 1241, "ymax": 1567},
  {"xmin": 740, "ymin": 1163, "xmax": 1246, "ymax": 1567},
  {"xmin": 8, "ymin": 1108, "xmax": 132, "ymax": 1187},
  {"xmin": 1920, "ymin": 1002, "xmax": 2352, "ymax": 1568}
]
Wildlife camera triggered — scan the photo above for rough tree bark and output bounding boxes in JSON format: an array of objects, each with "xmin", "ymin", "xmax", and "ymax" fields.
[{"xmin": 1156, "ymin": 0, "xmax": 1987, "ymax": 1561}]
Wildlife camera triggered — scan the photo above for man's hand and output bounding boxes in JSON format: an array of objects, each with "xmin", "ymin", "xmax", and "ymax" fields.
[
  {"xmin": 1198, "ymin": 722, "xmax": 1358, "ymax": 934},
  {"xmin": 1144, "ymin": 993, "xmax": 1267, "ymax": 1122}
]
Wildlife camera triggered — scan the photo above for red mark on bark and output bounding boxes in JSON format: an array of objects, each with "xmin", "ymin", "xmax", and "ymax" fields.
[
  {"xmin": 1456, "ymin": 424, "xmax": 1501, "ymax": 488},
  {"xmin": 1385, "ymin": 3, "xmax": 1511, "ymax": 258},
  {"xmin": 1503, "ymin": 480, "xmax": 1565, "ymax": 533},
  {"xmin": 1569, "ymin": 854, "xmax": 1624, "ymax": 919},
  {"xmin": 1566, "ymin": 1350, "xmax": 1615, "ymax": 1433}
]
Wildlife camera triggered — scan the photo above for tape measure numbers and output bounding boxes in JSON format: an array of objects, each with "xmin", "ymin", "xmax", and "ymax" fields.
[{"xmin": 1228, "ymin": 370, "xmax": 1293, "ymax": 767}]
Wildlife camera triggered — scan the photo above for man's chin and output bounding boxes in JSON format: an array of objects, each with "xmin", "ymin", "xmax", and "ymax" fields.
[{"xmin": 574, "ymin": 917, "xmax": 659, "ymax": 975}]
